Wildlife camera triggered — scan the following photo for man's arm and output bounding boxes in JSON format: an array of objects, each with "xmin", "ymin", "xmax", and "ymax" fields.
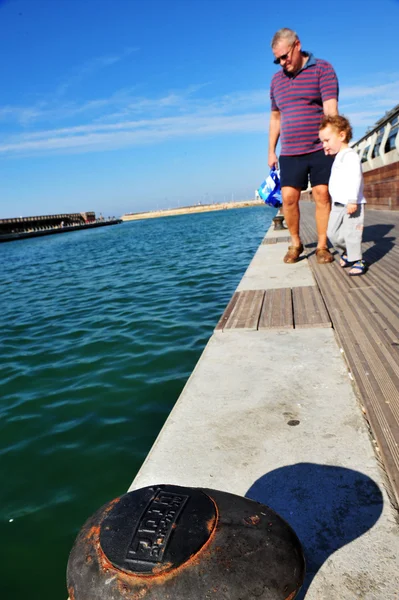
[
  {"xmin": 268, "ymin": 110, "xmax": 281, "ymax": 168},
  {"xmin": 323, "ymin": 98, "xmax": 338, "ymax": 116}
]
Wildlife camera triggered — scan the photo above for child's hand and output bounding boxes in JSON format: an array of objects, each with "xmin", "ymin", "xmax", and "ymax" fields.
[{"xmin": 347, "ymin": 203, "xmax": 358, "ymax": 215}]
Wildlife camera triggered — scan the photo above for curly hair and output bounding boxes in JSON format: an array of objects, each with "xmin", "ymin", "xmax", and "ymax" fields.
[{"xmin": 319, "ymin": 115, "xmax": 353, "ymax": 143}]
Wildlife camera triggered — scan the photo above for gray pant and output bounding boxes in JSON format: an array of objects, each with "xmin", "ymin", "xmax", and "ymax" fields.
[{"xmin": 327, "ymin": 202, "xmax": 364, "ymax": 263}]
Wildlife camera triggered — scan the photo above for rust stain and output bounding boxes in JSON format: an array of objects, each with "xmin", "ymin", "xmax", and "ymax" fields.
[
  {"xmin": 68, "ymin": 586, "xmax": 75, "ymax": 600},
  {"xmin": 115, "ymin": 578, "xmax": 149, "ymax": 598},
  {"xmin": 152, "ymin": 561, "xmax": 173, "ymax": 574},
  {"xmin": 243, "ymin": 514, "xmax": 260, "ymax": 526},
  {"xmin": 97, "ymin": 542, "xmax": 117, "ymax": 571},
  {"xmin": 130, "ymin": 588, "xmax": 148, "ymax": 599},
  {"xmin": 206, "ymin": 515, "xmax": 216, "ymax": 533},
  {"xmin": 285, "ymin": 590, "xmax": 299, "ymax": 600},
  {"xmin": 84, "ymin": 497, "xmax": 124, "ymax": 573},
  {"xmin": 84, "ymin": 524, "xmax": 101, "ymax": 543},
  {"xmin": 102, "ymin": 496, "xmax": 122, "ymax": 515}
]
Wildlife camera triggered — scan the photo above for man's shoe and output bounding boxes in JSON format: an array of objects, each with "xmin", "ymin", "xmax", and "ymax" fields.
[
  {"xmin": 283, "ymin": 244, "xmax": 304, "ymax": 264},
  {"xmin": 315, "ymin": 247, "xmax": 333, "ymax": 264}
]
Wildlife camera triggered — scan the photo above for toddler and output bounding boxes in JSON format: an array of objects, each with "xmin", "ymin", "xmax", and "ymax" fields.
[{"xmin": 319, "ymin": 115, "xmax": 367, "ymax": 275}]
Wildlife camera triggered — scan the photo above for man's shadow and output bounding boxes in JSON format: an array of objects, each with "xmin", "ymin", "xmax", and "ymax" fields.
[{"xmin": 246, "ymin": 463, "xmax": 383, "ymax": 598}]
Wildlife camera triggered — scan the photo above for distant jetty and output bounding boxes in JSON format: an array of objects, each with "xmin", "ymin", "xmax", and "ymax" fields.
[
  {"xmin": 0, "ymin": 211, "xmax": 122, "ymax": 243},
  {"xmin": 121, "ymin": 199, "xmax": 264, "ymax": 222}
]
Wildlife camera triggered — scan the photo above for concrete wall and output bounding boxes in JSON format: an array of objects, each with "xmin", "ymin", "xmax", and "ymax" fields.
[{"xmin": 362, "ymin": 161, "xmax": 399, "ymax": 210}]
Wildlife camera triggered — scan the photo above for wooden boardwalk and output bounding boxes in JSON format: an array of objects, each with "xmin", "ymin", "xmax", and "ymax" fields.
[
  {"xmin": 216, "ymin": 203, "xmax": 399, "ymax": 507},
  {"xmin": 300, "ymin": 203, "xmax": 399, "ymax": 508}
]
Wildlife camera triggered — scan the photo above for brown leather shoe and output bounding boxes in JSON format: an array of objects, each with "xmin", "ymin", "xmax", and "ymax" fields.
[
  {"xmin": 283, "ymin": 243, "xmax": 304, "ymax": 264},
  {"xmin": 315, "ymin": 247, "xmax": 334, "ymax": 264}
]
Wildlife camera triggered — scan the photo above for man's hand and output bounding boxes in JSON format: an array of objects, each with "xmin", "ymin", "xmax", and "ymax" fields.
[
  {"xmin": 347, "ymin": 203, "xmax": 358, "ymax": 214},
  {"xmin": 268, "ymin": 151, "xmax": 279, "ymax": 169}
]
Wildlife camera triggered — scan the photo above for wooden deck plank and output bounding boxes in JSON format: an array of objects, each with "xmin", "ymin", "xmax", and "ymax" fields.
[
  {"xmin": 224, "ymin": 290, "xmax": 264, "ymax": 331},
  {"xmin": 258, "ymin": 288, "xmax": 293, "ymax": 329},
  {"xmin": 215, "ymin": 292, "xmax": 240, "ymax": 331},
  {"xmin": 330, "ymin": 305, "xmax": 399, "ymax": 496},
  {"xmin": 292, "ymin": 286, "xmax": 331, "ymax": 328},
  {"xmin": 262, "ymin": 235, "xmax": 291, "ymax": 245},
  {"xmin": 300, "ymin": 202, "xmax": 399, "ymax": 505},
  {"xmin": 304, "ymin": 225, "xmax": 399, "ymax": 391},
  {"xmin": 348, "ymin": 287, "xmax": 399, "ymax": 346}
]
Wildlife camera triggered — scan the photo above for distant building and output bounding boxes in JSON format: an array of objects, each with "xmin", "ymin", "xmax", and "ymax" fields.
[
  {"xmin": 351, "ymin": 103, "xmax": 399, "ymax": 172},
  {"xmin": 351, "ymin": 104, "xmax": 399, "ymax": 210}
]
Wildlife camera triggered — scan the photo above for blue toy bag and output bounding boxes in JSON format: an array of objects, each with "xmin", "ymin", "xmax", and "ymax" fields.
[{"xmin": 258, "ymin": 167, "xmax": 282, "ymax": 208}]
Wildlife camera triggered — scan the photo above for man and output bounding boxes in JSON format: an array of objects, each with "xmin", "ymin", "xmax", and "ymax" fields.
[{"xmin": 269, "ymin": 28, "xmax": 339, "ymax": 264}]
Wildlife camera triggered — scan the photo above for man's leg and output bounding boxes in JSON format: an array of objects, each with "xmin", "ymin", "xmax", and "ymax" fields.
[
  {"xmin": 282, "ymin": 186, "xmax": 302, "ymax": 247},
  {"xmin": 311, "ymin": 184, "xmax": 334, "ymax": 263},
  {"xmin": 309, "ymin": 150, "xmax": 334, "ymax": 262},
  {"xmin": 281, "ymin": 186, "xmax": 304, "ymax": 263},
  {"xmin": 279, "ymin": 154, "xmax": 308, "ymax": 263},
  {"xmin": 312, "ymin": 184, "xmax": 331, "ymax": 249}
]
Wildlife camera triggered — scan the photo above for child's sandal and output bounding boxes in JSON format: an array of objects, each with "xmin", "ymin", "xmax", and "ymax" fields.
[
  {"xmin": 348, "ymin": 260, "xmax": 368, "ymax": 276},
  {"xmin": 339, "ymin": 253, "xmax": 352, "ymax": 268}
]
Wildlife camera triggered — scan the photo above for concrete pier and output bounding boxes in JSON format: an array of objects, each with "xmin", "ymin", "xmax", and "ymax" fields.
[
  {"xmin": 129, "ymin": 212, "xmax": 399, "ymax": 598},
  {"xmin": 0, "ymin": 212, "xmax": 121, "ymax": 242}
]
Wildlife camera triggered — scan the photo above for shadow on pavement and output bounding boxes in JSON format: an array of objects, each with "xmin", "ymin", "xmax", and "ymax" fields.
[
  {"xmin": 362, "ymin": 223, "xmax": 395, "ymax": 264},
  {"xmin": 246, "ymin": 462, "xmax": 383, "ymax": 598}
]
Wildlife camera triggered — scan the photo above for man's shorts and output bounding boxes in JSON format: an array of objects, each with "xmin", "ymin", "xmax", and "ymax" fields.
[{"xmin": 279, "ymin": 149, "xmax": 334, "ymax": 190}]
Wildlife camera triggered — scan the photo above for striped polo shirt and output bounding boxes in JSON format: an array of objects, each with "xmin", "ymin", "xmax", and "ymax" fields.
[{"xmin": 270, "ymin": 53, "xmax": 339, "ymax": 156}]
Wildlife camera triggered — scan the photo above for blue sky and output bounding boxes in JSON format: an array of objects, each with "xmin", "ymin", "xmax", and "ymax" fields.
[{"xmin": 0, "ymin": 0, "xmax": 398, "ymax": 218}]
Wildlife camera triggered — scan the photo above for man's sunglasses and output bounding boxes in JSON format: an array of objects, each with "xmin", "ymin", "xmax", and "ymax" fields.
[{"xmin": 273, "ymin": 42, "xmax": 296, "ymax": 65}]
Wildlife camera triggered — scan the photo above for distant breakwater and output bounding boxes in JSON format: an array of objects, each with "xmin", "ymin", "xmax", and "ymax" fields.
[{"xmin": 121, "ymin": 199, "xmax": 264, "ymax": 221}]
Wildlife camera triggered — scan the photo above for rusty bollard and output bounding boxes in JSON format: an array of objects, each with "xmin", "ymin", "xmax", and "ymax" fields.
[
  {"xmin": 272, "ymin": 214, "xmax": 285, "ymax": 230},
  {"xmin": 67, "ymin": 484, "xmax": 305, "ymax": 600}
]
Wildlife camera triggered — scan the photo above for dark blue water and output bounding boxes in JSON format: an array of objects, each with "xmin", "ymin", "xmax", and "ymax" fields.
[{"xmin": 0, "ymin": 205, "xmax": 273, "ymax": 599}]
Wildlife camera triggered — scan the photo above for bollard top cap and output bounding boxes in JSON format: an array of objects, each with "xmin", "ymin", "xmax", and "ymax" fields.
[{"xmin": 99, "ymin": 484, "xmax": 217, "ymax": 575}]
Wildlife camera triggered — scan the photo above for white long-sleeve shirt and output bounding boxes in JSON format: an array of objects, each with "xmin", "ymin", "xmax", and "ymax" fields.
[{"xmin": 329, "ymin": 147, "xmax": 366, "ymax": 205}]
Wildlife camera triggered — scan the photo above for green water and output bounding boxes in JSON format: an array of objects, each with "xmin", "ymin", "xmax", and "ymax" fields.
[{"xmin": 0, "ymin": 205, "xmax": 274, "ymax": 599}]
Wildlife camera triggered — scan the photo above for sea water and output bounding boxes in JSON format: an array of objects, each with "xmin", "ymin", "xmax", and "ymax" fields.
[{"xmin": 0, "ymin": 205, "xmax": 274, "ymax": 599}]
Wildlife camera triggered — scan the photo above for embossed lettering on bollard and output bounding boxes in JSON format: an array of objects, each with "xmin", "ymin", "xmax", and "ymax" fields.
[
  {"xmin": 98, "ymin": 484, "xmax": 217, "ymax": 575},
  {"xmin": 126, "ymin": 490, "xmax": 188, "ymax": 565}
]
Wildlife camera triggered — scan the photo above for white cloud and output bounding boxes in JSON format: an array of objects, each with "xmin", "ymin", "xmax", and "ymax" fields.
[
  {"xmin": 0, "ymin": 84, "xmax": 270, "ymax": 156},
  {"xmin": 339, "ymin": 74, "xmax": 399, "ymax": 100},
  {"xmin": 55, "ymin": 47, "xmax": 139, "ymax": 97},
  {"xmin": 0, "ymin": 75, "xmax": 398, "ymax": 158},
  {"xmin": 339, "ymin": 77, "xmax": 399, "ymax": 132},
  {"xmin": 0, "ymin": 84, "xmax": 210, "ymax": 126},
  {"xmin": 0, "ymin": 112, "xmax": 267, "ymax": 156}
]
